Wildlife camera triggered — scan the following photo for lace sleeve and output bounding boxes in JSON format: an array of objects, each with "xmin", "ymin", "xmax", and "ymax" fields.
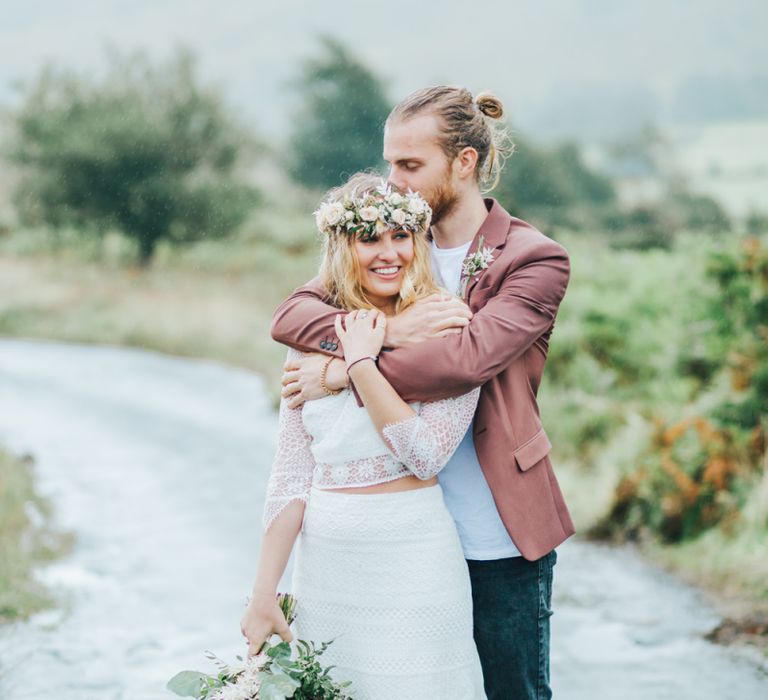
[
  {"xmin": 261, "ymin": 353, "xmax": 316, "ymax": 533},
  {"xmin": 381, "ymin": 387, "xmax": 481, "ymax": 479}
]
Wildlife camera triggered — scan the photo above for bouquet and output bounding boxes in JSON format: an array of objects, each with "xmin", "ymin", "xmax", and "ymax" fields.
[{"xmin": 166, "ymin": 593, "xmax": 354, "ymax": 700}]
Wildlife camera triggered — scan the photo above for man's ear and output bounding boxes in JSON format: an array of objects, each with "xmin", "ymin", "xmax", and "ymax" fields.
[{"xmin": 455, "ymin": 146, "xmax": 479, "ymax": 180}]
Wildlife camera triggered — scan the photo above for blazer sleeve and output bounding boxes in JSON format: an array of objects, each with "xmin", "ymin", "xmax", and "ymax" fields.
[
  {"xmin": 376, "ymin": 237, "xmax": 570, "ymax": 403},
  {"xmin": 269, "ymin": 238, "xmax": 570, "ymax": 404},
  {"xmin": 270, "ymin": 277, "xmax": 344, "ymax": 360}
]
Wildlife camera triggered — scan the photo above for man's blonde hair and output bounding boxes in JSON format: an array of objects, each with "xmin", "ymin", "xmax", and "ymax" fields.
[
  {"xmin": 318, "ymin": 172, "xmax": 440, "ymax": 313},
  {"xmin": 387, "ymin": 86, "xmax": 514, "ymax": 192}
]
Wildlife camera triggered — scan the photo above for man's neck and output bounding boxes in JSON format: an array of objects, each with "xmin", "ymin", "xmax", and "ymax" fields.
[{"xmin": 431, "ymin": 192, "xmax": 489, "ymax": 249}]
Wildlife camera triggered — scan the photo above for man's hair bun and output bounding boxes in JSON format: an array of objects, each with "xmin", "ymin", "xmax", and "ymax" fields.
[{"xmin": 474, "ymin": 92, "xmax": 504, "ymax": 120}]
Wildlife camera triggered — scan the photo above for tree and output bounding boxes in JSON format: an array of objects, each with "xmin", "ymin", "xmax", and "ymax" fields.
[
  {"xmin": 289, "ymin": 38, "xmax": 391, "ymax": 190},
  {"xmin": 494, "ymin": 135, "xmax": 616, "ymax": 230},
  {"xmin": 11, "ymin": 48, "xmax": 259, "ymax": 265}
]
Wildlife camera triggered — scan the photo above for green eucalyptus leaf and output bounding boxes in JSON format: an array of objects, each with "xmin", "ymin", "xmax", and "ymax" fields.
[
  {"xmin": 258, "ymin": 670, "xmax": 300, "ymax": 700},
  {"xmin": 165, "ymin": 670, "xmax": 208, "ymax": 697},
  {"xmin": 266, "ymin": 641, "xmax": 292, "ymax": 660}
]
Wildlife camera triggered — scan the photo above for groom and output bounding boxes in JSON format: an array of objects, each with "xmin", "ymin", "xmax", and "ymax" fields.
[{"xmin": 271, "ymin": 86, "xmax": 574, "ymax": 700}]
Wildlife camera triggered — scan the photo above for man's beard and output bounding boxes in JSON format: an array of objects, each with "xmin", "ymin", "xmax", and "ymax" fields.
[{"xmin": 426, "ymin": 170, "xmax": 459, "ymax": 226}]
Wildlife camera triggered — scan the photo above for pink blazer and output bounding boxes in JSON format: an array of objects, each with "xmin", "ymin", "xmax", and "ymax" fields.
[{"xmin": 270, "ymin": 198, "xmax": 575, "ymax": 560}]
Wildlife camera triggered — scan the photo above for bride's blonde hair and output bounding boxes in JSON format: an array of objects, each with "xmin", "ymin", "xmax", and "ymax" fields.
[{"xmin": 318, "ymin": 172, "xmax": 440, "ymax": 313}]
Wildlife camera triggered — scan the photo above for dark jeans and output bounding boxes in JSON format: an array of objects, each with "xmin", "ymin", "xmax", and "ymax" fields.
[{"xmin": 467, "ymin": 550, "xmax": 557, "ymax": 700}]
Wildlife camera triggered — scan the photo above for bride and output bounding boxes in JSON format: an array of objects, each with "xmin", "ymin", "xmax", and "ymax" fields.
[{"xmin": 240, "ymin": 173, "xmax": 486, "ymax": 699}]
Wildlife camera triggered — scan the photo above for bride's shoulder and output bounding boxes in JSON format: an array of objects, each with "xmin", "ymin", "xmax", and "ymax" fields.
[{"xmin": 285, "ymin": 347, "xmax": 309, "ymax": 362}]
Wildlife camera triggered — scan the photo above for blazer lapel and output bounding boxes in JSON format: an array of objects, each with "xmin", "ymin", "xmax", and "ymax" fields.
[{"xmin": 460, "ymin": 198, "xmax": 510, "ymax": 299}]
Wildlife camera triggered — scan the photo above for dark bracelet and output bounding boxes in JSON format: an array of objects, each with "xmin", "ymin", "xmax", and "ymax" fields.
[{"xmin": 345, "ymin": 355, "xmax": 379, "ymax": 374}]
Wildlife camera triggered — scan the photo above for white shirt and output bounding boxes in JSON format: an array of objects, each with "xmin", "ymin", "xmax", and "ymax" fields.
[{"xmin": 430, "ymin": 239, "xmax": 522, "ymax": 560}]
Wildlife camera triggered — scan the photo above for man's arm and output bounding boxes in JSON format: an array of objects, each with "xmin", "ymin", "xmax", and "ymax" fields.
[
  {"xmin": 271, "ymin": 277, "xmax": 472, "ymax": 353},
  {"xmin": 272, "ymin": 276, "xmax": 474, "ymax": 405},
  {"xmin": 376, "ymin": 239, "xmax": 571, "ymax": 403},
  {"xmin": 270, "ymin": 277, "xmax": 345, "ymax": 359}
]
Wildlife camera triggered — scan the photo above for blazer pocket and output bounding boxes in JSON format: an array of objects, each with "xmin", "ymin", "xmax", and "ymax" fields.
[{"xmin": 512, "ymin": 428, "xmax": 552, "ymax": 472}]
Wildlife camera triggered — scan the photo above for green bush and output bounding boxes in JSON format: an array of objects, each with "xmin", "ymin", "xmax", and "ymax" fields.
[
  {"xmin": 9, "ymin": 48, "xmax": 259, "ymax": 265},
  {"xmin": 593, "ymin": 236, "xmax": 768, "ymax": 543}
]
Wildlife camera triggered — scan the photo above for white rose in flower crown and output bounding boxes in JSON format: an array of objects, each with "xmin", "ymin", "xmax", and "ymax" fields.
[
  {"xmin": 345, "ymin": 210, "xmax": 355, "ymax": 221},
  {"xmin": 359, "ymin": 206, "xmax": 380, "ymax": 222},
  {"xmin": 407, "ymin": 196, "xmax": 427, "ymax": 214},
  {"xmin": 388, "ymin": 192, "xmax": 404, "ymax": 206},
  {"xmin": 391, "ymin": 208, "xmax": 407, "ymax": 226},
  {"xmin": 324, "ymin": 202, "xmax": 345, "ymax": 226},
  {"xmin": 314, "ymin": 207, "xmax": 327, "ymax": 231}
]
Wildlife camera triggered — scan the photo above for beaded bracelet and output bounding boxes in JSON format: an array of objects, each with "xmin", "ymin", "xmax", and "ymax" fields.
[{"xmin": 320, "ymin": 355, "xmax": 343, "ymax": 396}]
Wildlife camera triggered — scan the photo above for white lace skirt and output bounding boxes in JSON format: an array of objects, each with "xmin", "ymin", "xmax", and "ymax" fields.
[{"xmin": 290, "ymin": 484, "xmax": 486, "ymax": 700}]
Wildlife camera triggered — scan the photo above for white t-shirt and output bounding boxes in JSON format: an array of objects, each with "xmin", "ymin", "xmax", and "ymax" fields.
[{"xmin": 429, "ymin": 239, "xmax": 521, "ymax": 560}]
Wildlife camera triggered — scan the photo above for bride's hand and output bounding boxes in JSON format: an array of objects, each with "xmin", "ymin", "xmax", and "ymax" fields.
[
  {"xmin": 240, "ymin": 592, "xmax": 293, "ymax": 657},
  {"xmin": 334, "ymin": 309, "xmax": 386, "ymax": 365}
]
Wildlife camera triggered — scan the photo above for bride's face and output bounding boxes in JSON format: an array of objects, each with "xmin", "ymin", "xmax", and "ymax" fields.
[{"xmin": 353, "ymin": 229, "xmax": 414, "ymax": 310}]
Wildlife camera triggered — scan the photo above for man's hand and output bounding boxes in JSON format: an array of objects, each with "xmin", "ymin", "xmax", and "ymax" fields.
[
  {"xmin": 281, "ymin": 352, "xmax": 348, "ymax": 409},
  {"xmin": 385, "ymin": 293, "xmax": 473, "ymax": 348}
]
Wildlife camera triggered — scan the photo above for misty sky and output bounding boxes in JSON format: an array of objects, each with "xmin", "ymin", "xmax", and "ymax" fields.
[{"xmin": 1, "ymin": 0, "xmax": 766, "ymax": 141}]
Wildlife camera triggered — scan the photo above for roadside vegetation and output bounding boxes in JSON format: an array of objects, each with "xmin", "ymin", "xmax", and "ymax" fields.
[{"xmin": 0, "ymin": 449, "xmax": 75, "ymax": 622}]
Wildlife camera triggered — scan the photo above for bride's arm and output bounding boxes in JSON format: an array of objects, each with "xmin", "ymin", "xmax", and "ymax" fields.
[
  {"xmin": 241, "ymin": 499, "xmax": 303, "ymax": 656},
  {"xmin": 349, "ymin": 359, "xmax": 479, "ymax": 478},
  {"xmin": 341, "ymin": 312, "xmax": 480, "ymax": 478},
  {"xmin": 241, "ymin": 351, "xmax": 316, "ymax": 656}
]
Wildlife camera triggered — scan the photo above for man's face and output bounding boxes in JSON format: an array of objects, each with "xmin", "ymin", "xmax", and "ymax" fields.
[{"xmin": 383, "ymin": 114, "xmax": 459, "ymax": 225}]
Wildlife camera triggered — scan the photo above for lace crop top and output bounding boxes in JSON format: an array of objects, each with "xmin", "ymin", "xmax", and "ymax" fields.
[{"xmin": 262, "ymin": 348, "xmax": 481, "ymax": 532}]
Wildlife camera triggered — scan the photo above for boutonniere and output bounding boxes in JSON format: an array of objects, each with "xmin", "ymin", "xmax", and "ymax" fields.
[{"xmin": 459, "ymin": 235, "xmax": 495, "ymax": 298}]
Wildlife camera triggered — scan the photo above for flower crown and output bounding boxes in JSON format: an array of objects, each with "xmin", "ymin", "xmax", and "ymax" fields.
[{"xmin": 314, "ymin": 180, "xmax": 432, "ymax": 241}]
